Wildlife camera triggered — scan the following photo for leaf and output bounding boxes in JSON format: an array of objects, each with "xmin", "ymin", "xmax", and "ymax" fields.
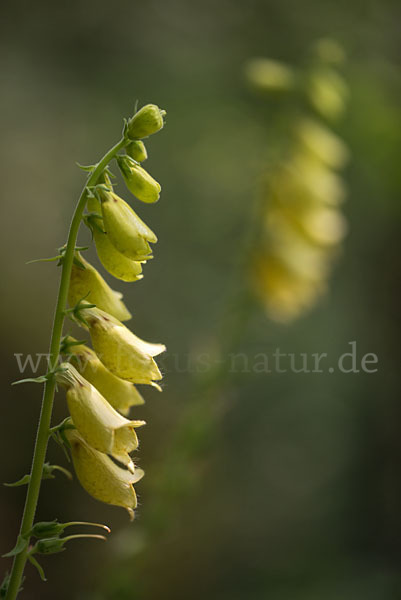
[
  {"xmin": 4, "ymin": 474, "xmax": 31, "ymax": 487},
  {"xmin": 27, "ymin": 554, "xmax": 47, "ymax": 582},
  {"xmin": 26, "ymin": 255, "xmax": 62, "ymax": 265},
  {"xmin": 2, "ymin": 535, "xmax": 29, "ymax": 558},
  {"xmin": 11, "ymin": 375, "xmax": 49, "ymax": 386}
]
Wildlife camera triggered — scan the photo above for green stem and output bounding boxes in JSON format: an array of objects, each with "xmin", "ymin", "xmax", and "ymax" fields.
[{"xmin": 5, "ymin": 136, "xmax": 127, "ymax": 600}]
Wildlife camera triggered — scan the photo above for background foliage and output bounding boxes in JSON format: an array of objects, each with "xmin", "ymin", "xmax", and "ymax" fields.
[{"xmin": 1, "ymin": 1, "xmax": 400, "ymax": 598}]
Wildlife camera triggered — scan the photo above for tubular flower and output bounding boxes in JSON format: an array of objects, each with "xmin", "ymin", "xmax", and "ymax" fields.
[
  {"xmin": 127, "ymin": 104, "xmax": 166, "ymax": 139},
  {"xmin": 80, "ymin": 306, "xmax": 165, "ymax": 386},
  {"xmin": 247, "ymin": 39, "xmax": 349, "ymax": 322},
  {"xmin": 68, "ymin": 252, "xmax": 132, "ymax": 321},
  {"xmin": 63, "ymin": 337, "xmax": 144, "ymax": 415},
  {"xmin": 87, "ymin": 195, "xmax": 145, "ymax": 282},
  {"xmin": 97, "ymin": 188, "xmax": 157, "ymax": 261},
  {"xmin": 65, "ymin": 427, "xmax": 144, "ymax": 520},
  {"xmin": 117, "ymin": 155, "xmax": 161, "ymax": 203},
  {"xmin": 57, "ymin": 363, "xmax": 145, "ymax": 471}
]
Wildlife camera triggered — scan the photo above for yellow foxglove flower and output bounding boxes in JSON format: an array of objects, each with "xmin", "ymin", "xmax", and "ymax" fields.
[
  {"xmin": 65, "ymin": 427, "xmax": 144, "ymax": 520},
  {"xmin": 98, "ymin": 189, "xmax": 157, "ymax": 261},
  {"xmin": 64, "ymin": 338, "xmax": 145, "ymax": 415},
  {"xmin": 81, "ymin": 307, "xmax": 165, "ymax": 386},
  {"xmin": 117, "ymin": 155, "xmax": 161, "ymax": 203},
  {"xmin": 57, "ymin": 363, "xmax": 145, "ymax": 470},
  {"xmin": 68, "ymin": 252, "xmax": 132, "ymax": 321},
  {"xmin": 93, "ymin": 227, "xmax": 145, "ymax": 282},
  {"xmin": 126, "ymin": 140, "xmax": 148, "ymax": 163},
  {"xmin": 87, "ymin": 195, "xmax": 145, "ymax": 282},
  {"xmin": 127, "ymin": 104, "xmax": 166, "ymax": 139}
]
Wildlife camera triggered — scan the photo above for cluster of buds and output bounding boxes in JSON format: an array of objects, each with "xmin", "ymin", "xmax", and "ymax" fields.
[
  {"xmin": 246, "ymin": 40, "xmax": 349, "ymax": 322},
  {"xmin": 59, "ymin": 104, "xmax": 166, "ymax": 519}
]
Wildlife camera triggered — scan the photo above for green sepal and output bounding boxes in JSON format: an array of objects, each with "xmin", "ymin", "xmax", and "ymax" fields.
[
  {"xmin": 64, "ymin": 296, "xmax": 96, "ymax": 327},
  {"xmin": 76, "ymin": 162, "xmax": 96, "ymax": 172},
  {"xmin": 60, "ymin": 335, "xmax": 87, "ymax": 355},
  {"xmin": 43, "ymin": 463, "xmax": 72, "ymax": 481},
  {"xmin": 122, "ymin": 117, "xmax": 129, "ymax": 139},
  {"xmin": 2, "ymin": 535, "xmax": 29, "ymax": 558},
  {"xmin": 83, "ymin": 213, "xmax": 105, "ymax": 235},
  {"xmin": 27, "ymin": 554, "xmax": 47, "ymax": 581}
]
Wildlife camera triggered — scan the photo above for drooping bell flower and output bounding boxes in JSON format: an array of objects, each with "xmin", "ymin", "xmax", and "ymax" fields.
[
  {"xmin": 117, "ymin": 155, "xmax": 161, "ymax": 203},
  {"xmin": 97, "ymin": 188, "xmax": 157, "ymax": 261},
  {"xmin": 65, "ymin": 426, "xmax": 144, "ymax": 520},
  {"xmin": 56, "ymin": 363, "xmax": 145, "ymax": 471},
  {"xmin": 68, "ymin": 252, "xmax": 131, "ymax": 321},
  {"xmin": 80, "ymin": 307, "xmax": 165, "ymax": 386},
  {"xmin": 86, "ymin": 195, "xmax": 145, "ymax": 282},
  {"xmin": 63, "ymin": 337, "xmax": 144, "ymax": 415}
]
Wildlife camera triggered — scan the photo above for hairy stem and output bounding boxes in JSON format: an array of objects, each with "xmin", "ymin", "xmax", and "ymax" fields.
[{"xmin": 5, "ymin": 136, "xmax": 127, "ymax": 600}]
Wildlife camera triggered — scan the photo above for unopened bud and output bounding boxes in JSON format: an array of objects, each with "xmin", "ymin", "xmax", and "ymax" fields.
[
  {"xmin": 126, "ymin": 140, "xmax": 148, "ymax": 163},
  {"xmin": 117, "ymin": 156, "xmax": 161, "ymax": 203},
  {"xmin": 127, "ymin": 104, "xmax": 166, "ymax": 139}
]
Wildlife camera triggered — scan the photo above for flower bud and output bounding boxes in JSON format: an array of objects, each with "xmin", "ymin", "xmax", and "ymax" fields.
[
  {"xmin": 68, "ymin": 252, "xmax": 132, "ymax": 322},
  {"xmin": 98, "ymin": 189, "xmax": 157, "ymax": 261},
  {"xmin": 65, "ymin": 428, "xmax": 144, "ymax": 518},
  {"xmin": 81, "ymin": 307, "xmax": 165, "ymax": 386},
  {"xmin": 64, "ymin": 338, "xmax": 144, "ymax": 415},
  {"xmin": 117, "ymin": 155, "xmax": 161, "ymax": 203},
  {"xmin": 127, "ymin": 104, "xmax": 166, "ymax": 139},
  {"xmin": 126, "ymin": 140, "xmax": 148, "ymax": 163},
  {"xmin": 57, "ymin": 363, "xmax": 145, "ymax": 469}
]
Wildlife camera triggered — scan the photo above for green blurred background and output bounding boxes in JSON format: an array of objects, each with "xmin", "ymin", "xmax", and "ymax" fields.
[{"xmin": 1, "ymin": 1, "xmax": 400, "ymax": 598}]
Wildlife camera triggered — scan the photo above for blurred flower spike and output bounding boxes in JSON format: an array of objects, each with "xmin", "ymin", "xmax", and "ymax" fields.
[{"xmin": 246, "ymin": 39, "xmax": 349, "ymax": 322}]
